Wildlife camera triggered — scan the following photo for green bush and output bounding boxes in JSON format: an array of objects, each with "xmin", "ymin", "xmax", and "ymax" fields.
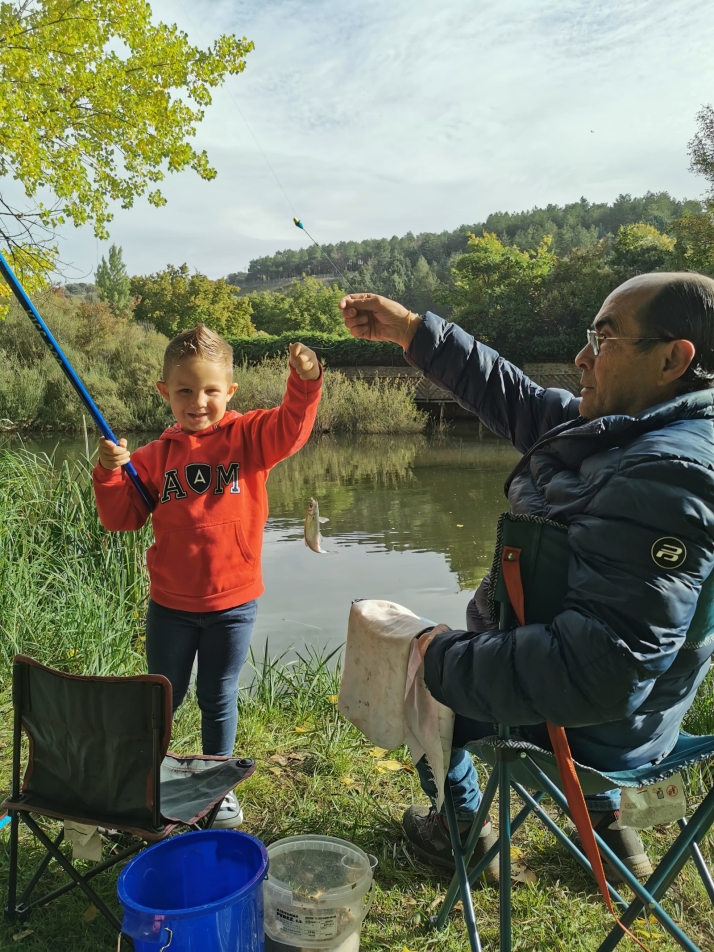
[{"xmin": 228, "ymin": 332, "xmax": 405, "ymax": 367}]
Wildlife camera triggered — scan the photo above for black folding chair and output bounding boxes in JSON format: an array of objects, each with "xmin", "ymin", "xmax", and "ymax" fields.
[{"xmin": 2, "ymin": 654, "xmax": 256, "ymax": 940}]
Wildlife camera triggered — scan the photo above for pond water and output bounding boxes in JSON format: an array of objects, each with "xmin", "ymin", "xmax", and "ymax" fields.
[{"xmin": 2, "ymin": 428, "xmax": 521, "ymax": 657}]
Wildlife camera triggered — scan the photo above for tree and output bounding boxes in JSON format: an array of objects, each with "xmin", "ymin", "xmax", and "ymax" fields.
[
  {"xmin": 131, "ymin": 265, "xmax": 255, "ymax": 338},
  {"xmin": 669, "ymin": 207, "xmax": 714, "ymax": 276},
  {"xmin": 447, "ymin": 232, "xmax": 556, "ymax": 357},
  {"xmin": 244, "ymin": 277, "xmax": 349, "ymax": 336},
  {"xmin": 609, "ymin": 223, "xmax": 675, "ymax": 279},
  {"xmin": 689, "ymin": 105, "xmax": 714, "ymax": 198},
  {"xmin": 0, "ymin": 1, "xmax": 252, "ymax": 303},
  {"xmin": 96, "ymin": 244, "xmax": 131, "ymax": 316}
]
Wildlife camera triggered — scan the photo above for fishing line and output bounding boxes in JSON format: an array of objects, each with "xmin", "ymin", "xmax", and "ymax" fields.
[{"xmin": 179, "ymin": 1, "xmax": 359, "ymax": 350}]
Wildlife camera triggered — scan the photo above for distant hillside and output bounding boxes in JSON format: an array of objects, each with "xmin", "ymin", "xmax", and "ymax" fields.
[{"xmin": 227, "ymin": 191, "xmax": 703, "ymax": 289}]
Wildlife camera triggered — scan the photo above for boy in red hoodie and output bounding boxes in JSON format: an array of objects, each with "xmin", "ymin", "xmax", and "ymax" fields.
[{"xmin": 93, "ymin": 324, "xmax": 322, "ymax": 827}]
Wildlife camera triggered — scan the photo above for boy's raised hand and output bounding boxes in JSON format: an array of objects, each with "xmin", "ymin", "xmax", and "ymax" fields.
[
  {"xmin": 98, "ymin": 437, "xmax": 131, "ymax": 470},
  {"xmin": 289, "ymin": 342, "xmax": 321, "ymax": 381}
]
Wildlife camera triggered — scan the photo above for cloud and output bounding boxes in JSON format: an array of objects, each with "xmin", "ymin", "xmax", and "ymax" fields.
[{"xmin": 27, "ymin": 0, "xmax": 714, "ymax": 279}]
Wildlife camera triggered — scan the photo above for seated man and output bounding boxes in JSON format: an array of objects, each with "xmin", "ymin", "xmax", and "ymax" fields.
[{"xmin": 340, "ymin": 273, "xmax": 714, "ymax": 880}]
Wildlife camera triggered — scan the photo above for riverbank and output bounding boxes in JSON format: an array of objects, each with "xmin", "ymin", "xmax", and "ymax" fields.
[
  {"xmin": 0, "ymin": 296, "xmax": 425, "ymax": 434},
  {"xmin": 0, "ymin": 447, "xmax": 712, "ymax": 950}
]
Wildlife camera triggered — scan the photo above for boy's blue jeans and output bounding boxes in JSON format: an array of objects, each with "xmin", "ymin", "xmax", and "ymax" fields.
[
  {"xmin": 146, "ymin": 598, "xmax": 258, "ymax": 757},
  {"xmin": 415, "ymin": 717, "xmax": 621, "ymax": 823}
]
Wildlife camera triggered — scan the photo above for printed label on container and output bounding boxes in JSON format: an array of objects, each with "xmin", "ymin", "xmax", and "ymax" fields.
[{"xmin": 275, "ymin": 905, "xmax": 339, "ymax": 940}]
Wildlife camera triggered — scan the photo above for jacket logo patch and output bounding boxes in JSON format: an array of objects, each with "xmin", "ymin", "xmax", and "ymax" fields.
[
  {"xmin": 652, "ymin": 537, "xmax": 687, "ymax": 570},
  {"xmin": 185, "ymin": 463, "xmax": 212, "ymax": 495}
]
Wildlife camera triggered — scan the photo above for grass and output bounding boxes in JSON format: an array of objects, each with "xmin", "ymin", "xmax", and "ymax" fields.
[{"xmin": 0, "ymin": 449, "xmax": 712, "ymax": 950}]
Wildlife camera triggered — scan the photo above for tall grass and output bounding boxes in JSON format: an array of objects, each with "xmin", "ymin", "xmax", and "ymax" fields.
[
  {"xmin": 0, "ymin": 449, "xmax": 149, "ymax": 680},
  {"xmin": 231, "ymin": 358, "xmax": 426, "ymax": 434}
]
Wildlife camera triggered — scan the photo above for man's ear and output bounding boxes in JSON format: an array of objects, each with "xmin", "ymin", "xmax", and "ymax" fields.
[
  {"xmin": 156, "ymin": 381, "xmax": 170, "ymax": 402},
  {"xmin": 661, "ymin": 339, "xmax": 696, "ymax": 386}
]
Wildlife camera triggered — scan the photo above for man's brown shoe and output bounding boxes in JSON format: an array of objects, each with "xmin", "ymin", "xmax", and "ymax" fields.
[{"xmin": 403, "ymin": 805, "xmax": 499, "ymax": 881}]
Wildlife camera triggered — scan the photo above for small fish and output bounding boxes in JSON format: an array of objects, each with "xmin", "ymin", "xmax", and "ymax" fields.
[{"xmin": 304, "ymin": 497, "xmax": 329, "ymax": 553}]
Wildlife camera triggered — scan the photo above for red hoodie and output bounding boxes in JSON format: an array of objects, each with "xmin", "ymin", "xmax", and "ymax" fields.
[{"xmin": 93, "ymin": 367, "xmax": 321, "ymax": 612}]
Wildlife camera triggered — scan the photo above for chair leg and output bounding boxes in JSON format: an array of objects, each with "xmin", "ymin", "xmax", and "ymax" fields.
[
  {"xmin": 679, "ymin": 818, "xmax": 714, "ymax": 906},
  {"xmin": 436, "ymin": 767, "xmax": 500, "ymax": 930},
  {"xmin": 20, "ymin": 814, "xmax": 122, "ymax": 933},
  {"xmin": 23, "ymin": 840, "xmax": 143, "ymax": 913},
  {"xmin": 5, "ymin": 811, "xmax": 20, "ymax": 920},
  {"xmin": 443, "ymin": 779, "xmax": 483, "ymax": 952},
  {"xmin": 513, "ymin": 783, "xmax": 628, "ymax": 912},
  {"xmin": 17, "ymin": 827, "xmax": 64, "ymax": 909},
  {"xmin": 498, "ymin": 754, "xmax": 512, "ymax": 952},
  {"xmin": 597, "ymin": 786, "xmax": 714, "ymax": 952},
  {"xmin": 521, "ymin": 756, "xmax": 703, "ymax": 952}
]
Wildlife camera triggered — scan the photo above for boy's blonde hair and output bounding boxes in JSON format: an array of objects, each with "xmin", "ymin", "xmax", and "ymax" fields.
[{"xmin": 162, "ymin": 324, "xmax": 234, "ymax": 381}]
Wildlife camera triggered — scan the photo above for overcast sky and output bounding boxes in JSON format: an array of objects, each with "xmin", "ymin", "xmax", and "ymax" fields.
[{"xmin": 49, "ymin": 0, "xmax": 714, "ymax": 281}]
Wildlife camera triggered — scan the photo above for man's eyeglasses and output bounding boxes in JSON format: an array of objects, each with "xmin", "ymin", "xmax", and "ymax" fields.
[{"xmin": 586, "ymin": 329, "xmax": 672, "ymax": 356}]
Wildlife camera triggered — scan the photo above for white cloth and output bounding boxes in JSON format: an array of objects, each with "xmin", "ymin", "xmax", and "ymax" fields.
[{"xmin": 338, "ymin": 599, "xmax": 454, "ymax": 809}]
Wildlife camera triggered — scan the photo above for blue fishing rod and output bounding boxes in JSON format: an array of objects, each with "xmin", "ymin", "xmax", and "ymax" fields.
[{"xmin": 0, "ymin": 251, "xmax": 156, "ymax": 512}]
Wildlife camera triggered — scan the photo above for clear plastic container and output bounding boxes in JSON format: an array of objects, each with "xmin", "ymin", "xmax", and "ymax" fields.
[{"xmin": 263, "ymin": 835, "xmax": 376, "ymax": 950}]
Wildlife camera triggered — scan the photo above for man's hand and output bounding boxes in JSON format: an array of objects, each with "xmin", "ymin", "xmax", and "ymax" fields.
[
  {"xmin": 98, "ymin": 437, "xmax": 130, "ymax": 471},
  {"xmin": 417, "ymin": 623, "xmax": 452, "ymax": 663},
  {"xmin": 339, "ymin": 293, "xmax": 422, "ymax": 350},
  {"xmin": 289, "ymin": 342, "xmax": 321, "ymax": 381}
]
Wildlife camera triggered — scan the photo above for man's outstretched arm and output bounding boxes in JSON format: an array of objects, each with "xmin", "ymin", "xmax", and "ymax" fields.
[{"xmin": 340, "ymin": 293, "xmax": 580, "ymax": 453}]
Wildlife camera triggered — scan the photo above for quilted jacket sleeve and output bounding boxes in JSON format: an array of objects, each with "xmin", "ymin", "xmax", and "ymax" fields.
[
  {"xmin": 423, "ymin": 442, "xmax": 714, "ymax": 727},
  {"xmin": 405, "ymin": 312, "xmax": 581, "ymax": 454}
]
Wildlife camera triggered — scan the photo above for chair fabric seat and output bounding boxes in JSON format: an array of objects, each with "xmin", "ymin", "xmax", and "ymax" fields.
[
  {"xmin": 1, "ymin": 753, "xmax": 255, "ymax": 840},
  {"xmin": 159, "ymin": 752, "xmax": 254, "ymax": 824},
  {"xmin": 468, "ymin": 731, "xmax": 714, "ymax": 797}
]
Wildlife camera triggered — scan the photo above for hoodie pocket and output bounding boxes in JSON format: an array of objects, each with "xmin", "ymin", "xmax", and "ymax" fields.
[{"xmin": 148, "ymin": 520, "xmax": 256, "ymax": 598}]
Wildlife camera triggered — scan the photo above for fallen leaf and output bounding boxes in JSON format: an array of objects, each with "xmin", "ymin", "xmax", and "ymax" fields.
[
  {"xmin": 510, "ymin": 846, "xmax": 523, "ymax": 859},
  {"xmin": 293, "ymin": 727, "xmax": 310, "ymax": 734},
  {"xmin": 376, "ymin": 759, "xmax": 405, "ymax": 772},
  {"xmin": 84, "ymin": 904, "xmax": 98, "ymax": 922},
  {"xmin": 268, "ymin": 766, "xmax": 283, "ymax": 776},
  {"xmin": 269, "ymin": 754, "xmax": 288, "ymax": 767},
  {"xmin": 340, "ymin": 776, "xmax": 356, "ymax": 786},
  {"xmin": 428, "ymin": 895, "xmax": 445, "ymax": 911},
  {"xmin": 401, "ymin": 947, "xmax": 417, "ymax": 952},
  {"xmin": 327, "ymin": 694, "xmax": 339, "ymax": 704},
  {"xmin": 368, "ymin": 747, "xmax": 388, "ymax": 758},
  {"xmin": 456, "ymin": 524, "xmax": 464, "ymax": 528},
  {"xmin": 287, "ymin": 752, "xmax": 306, "ymax": 762},
  {"xmin": 12, "ymin": 930, "xmax": 32, "ymax": 941},
  {"xmin": 511, "ymin": 863, "xmax": 537, "ymax": 884}
]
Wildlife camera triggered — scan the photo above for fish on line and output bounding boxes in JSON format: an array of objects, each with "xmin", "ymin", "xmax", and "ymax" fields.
[{"xmin": 304, "ymin": 497, "xmax": 329, "ymax": 554}]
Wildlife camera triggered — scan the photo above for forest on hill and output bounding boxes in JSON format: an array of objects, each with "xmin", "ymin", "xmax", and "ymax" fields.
[{"xmin": 56, "ymin": 191, "xmax": 714, "ymax": 368}]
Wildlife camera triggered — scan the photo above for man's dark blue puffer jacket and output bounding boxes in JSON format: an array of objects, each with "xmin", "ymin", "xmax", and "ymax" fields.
[{"xmin": 408, "ymin": 312, "xmax": 714, "ymax": 771}]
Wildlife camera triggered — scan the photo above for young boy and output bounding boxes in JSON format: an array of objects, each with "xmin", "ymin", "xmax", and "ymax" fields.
[{"xmin": 93, "ymin": 324, "xmax": 321, "ymax": 827}]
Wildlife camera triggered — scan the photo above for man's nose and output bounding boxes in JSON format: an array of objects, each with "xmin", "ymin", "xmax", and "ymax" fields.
[{"xmin": 575, "ymin": 343, "xmax": 594, "ymax": 371}]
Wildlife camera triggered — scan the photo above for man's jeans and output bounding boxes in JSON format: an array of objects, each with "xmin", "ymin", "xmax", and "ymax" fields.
[
  {"xmin": 146, "ymin": 598, "xmax": 258, "ymax": 757},
  {"xmin": 415, "ymin": 715, "xmax": 621, "ymax": 823}
]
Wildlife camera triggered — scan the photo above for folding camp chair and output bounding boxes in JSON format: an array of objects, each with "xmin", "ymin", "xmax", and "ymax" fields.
[
  {"xmin": 2, "ymin": 654, "xmax": 256, "ymax": 941},
  {"xmin": 430, "ymin": 512, "xmax": 714, "ymax": 951},
  {"xmin": 432, "ymin": 726, "xmax": 714, "ymax": 952}
]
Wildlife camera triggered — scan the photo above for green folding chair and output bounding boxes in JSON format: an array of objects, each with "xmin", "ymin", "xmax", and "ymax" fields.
[
  {"xmin": 434, "ymin": 727, "xmax": 714, "ymax": 952},
  {"xmin": 2, "ymin": 654, "xmax": 256, "ymax": 941},
  {"xmin": 430, "ymin": 514, "xmax": 714, "ymax": 951}
]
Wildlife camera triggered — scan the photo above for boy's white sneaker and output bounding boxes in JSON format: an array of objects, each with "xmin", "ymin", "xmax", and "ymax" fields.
[{"xmin": 212, "ymin": 791, "xmax": 244, "ymax": 829}]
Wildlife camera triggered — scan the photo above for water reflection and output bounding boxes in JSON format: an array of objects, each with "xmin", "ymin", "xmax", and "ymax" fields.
[{"xmin": 3, "ymin": 430, "xmax": 521, "ymax": 655}]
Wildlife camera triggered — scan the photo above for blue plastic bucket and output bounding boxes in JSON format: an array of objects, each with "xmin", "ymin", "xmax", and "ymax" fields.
[{"xmin": 117, "ymin": 829, "xmax": 269, "ymax": 951}]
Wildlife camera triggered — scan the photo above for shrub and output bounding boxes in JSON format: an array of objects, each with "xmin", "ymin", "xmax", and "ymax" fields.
[{"xmin": 228, "ymin": 332, "xmax": 405, "ymax": 367}]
